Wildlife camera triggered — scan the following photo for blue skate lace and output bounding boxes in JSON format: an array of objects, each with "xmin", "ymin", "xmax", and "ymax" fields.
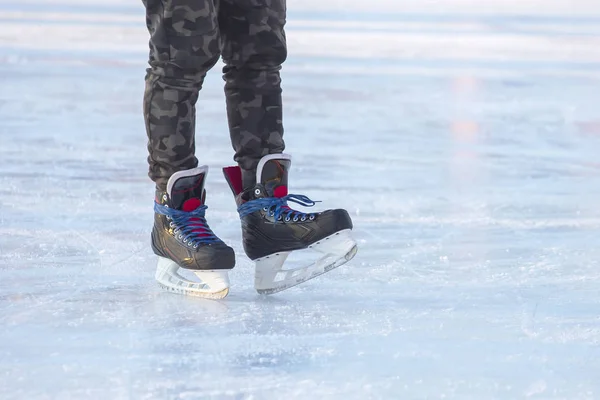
[
  {"xmin": 237, "ymin": 194, "xmax": 320, "ymax": 222},
  {"xmin": 154, "ymin": 202, "xmax": 220, "ymax": 246}
]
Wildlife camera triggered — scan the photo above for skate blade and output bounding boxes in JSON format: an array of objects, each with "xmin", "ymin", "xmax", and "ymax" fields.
[
  {"xmin": 155, "ymin": 257, "xmax": 230, "ymax": 299},
  {"xmin": 254, "ymin": 229, "xmax": 358, "ymax": 295}
]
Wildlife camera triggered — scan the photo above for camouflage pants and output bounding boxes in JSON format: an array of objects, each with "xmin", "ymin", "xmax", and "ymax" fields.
[{"xmin": 143, "ymin": 0, "xmax": 287, "ymax": 190}]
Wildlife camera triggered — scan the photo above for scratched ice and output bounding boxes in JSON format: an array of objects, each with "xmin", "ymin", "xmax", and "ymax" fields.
[{"xmin": 1, "ymin": 0, "xmax": 600, "ymax": 399}]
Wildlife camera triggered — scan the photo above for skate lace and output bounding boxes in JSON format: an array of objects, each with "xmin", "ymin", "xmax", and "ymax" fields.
[
  {"xmin": 154, "ymin": 202, "xmax": 220, "ymax": 247},
  {"xmin": 238, "ymin": 194, "xmax": 319, "ymax": 222}
]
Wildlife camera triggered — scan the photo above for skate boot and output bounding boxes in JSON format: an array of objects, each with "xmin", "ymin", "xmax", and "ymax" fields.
[
  {"xmin": 152, "ymin": 166, "xmax": 235, "ymax": 299},
  {"xmin": 223, "ymin": 154, "xmax": 358, "ymax": 294}
]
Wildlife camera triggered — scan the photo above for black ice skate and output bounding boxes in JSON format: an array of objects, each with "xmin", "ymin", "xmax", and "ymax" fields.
[
  {"xmin": 223, "ymin": 154, "xmax": 358, "ymax": 294},
  {"xmin": 152, "ymin": 166, "xmax": 235, "ymax": 299}
]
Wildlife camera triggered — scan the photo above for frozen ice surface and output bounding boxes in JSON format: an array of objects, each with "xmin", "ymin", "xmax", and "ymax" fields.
[{"xmin": 2, "ymin": 0, "xmax": 600, "ymax": 399}]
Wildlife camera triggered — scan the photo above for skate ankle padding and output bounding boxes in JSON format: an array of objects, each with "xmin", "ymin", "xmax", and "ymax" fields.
[{"xmin": 223, "ymin": 166, "xmax": 243, "ymax": 195}]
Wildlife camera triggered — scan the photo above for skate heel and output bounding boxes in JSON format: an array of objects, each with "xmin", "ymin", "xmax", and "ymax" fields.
[{"xmin": 155, "ymin": 257, "xmax": 230, "ymax": 299}]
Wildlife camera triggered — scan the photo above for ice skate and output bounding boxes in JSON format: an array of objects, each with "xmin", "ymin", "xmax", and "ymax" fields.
[
  {"xmin": 152, "ymin": 166, "xmax": 235, "ymax": 299},
  {"xmin": 223, "ymin": 154, "xmax": 358, "ymax": 294}
]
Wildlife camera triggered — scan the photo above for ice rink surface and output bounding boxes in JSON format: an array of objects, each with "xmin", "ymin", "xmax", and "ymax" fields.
[{"xmin": 2, "ymin": 0, "xmax": 600, "ymax": 398}]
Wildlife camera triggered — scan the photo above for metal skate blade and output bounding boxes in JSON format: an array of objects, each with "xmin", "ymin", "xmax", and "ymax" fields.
[
  {"xmin": 254, "ymin": 229, "xmax": 358, "ymax": 295},
  {"xmin": 155, "ymin": 257, "xmax": 230, "ymax": 299}
]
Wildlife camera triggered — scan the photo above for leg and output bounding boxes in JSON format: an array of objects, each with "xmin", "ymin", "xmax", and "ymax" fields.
[
  {"xmin": 143, "ymin": 0, "xmax": 221, "ymax": 190},
  {"xmin": 144, "ymin": 0, "xmax": 234, "ymax": 299},
  {"xmin": 218, "ymin": 0, "xmax": 287, "ymax": 189},
  {"xmin": 219, "ymin": 1, "xmax": 358, "ymax": 294}
]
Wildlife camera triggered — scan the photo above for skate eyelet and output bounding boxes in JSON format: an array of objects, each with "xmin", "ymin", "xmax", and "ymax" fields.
[
  {"xmin": 262, "ymin": 207, "xmax": 268, "ymax": 212},
  {"xmin": 284, "ymin": 216, "xmax": 291, "ymax": 222},
  {"xmin": 178, "ymin": 234, "xmax": 183, "ymax": 239},
  {"xmin": 193, "ymin": 244, "xmax": 198, "ymax": 249},
  {"xmin": 169, "ymin": 222, "xmax": 174, "ymax": 228},
  {"xmin": 162, "ymin": 194, "xmax": 167, "ymax": 201},
  {"xmin": 269, "ymin": 211, "xmax": 275, "ymax": 217},
  {"xmin": 309, "ymin": 215, "xmax": 315, "ymax": 221},
  {"xmin": 166, "ymin": 216, "xmax": 172, "ymax": 221},
  {"xmin": 277, "ymin": 215, "xmax": 283, "ymax": 221},
  {"xmin": 293, "ymin": 216, "xmax": 299, "ymax": 222},
  {"xmin": 254, "ymin": 188, "xmax": 261, "ymax": 196},
  {"xmin": 301, "ymin": 216, "xmax": 307, "ymax": 222}
]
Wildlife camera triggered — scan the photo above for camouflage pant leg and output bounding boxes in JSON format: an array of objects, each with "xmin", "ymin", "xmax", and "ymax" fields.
[
  {"xmin": 218, "ymin": 0, "xmax": 288, "ymax": 189},
  {"xmin": 143, "ymin": 0, "xmax": 221, "ymax": 190}
]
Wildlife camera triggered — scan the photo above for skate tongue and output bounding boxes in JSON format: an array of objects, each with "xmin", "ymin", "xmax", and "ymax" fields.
[
  {"xmin": 256, "ymin": 154, "xmax": 291, "ymax": 198},
  {"xmin": 165, "ymin": 167, "xmax": 213, "ymax": 239},
  {"xmin": 167, "ymin": 167, "xmax": 207, "ymax": 211}
]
